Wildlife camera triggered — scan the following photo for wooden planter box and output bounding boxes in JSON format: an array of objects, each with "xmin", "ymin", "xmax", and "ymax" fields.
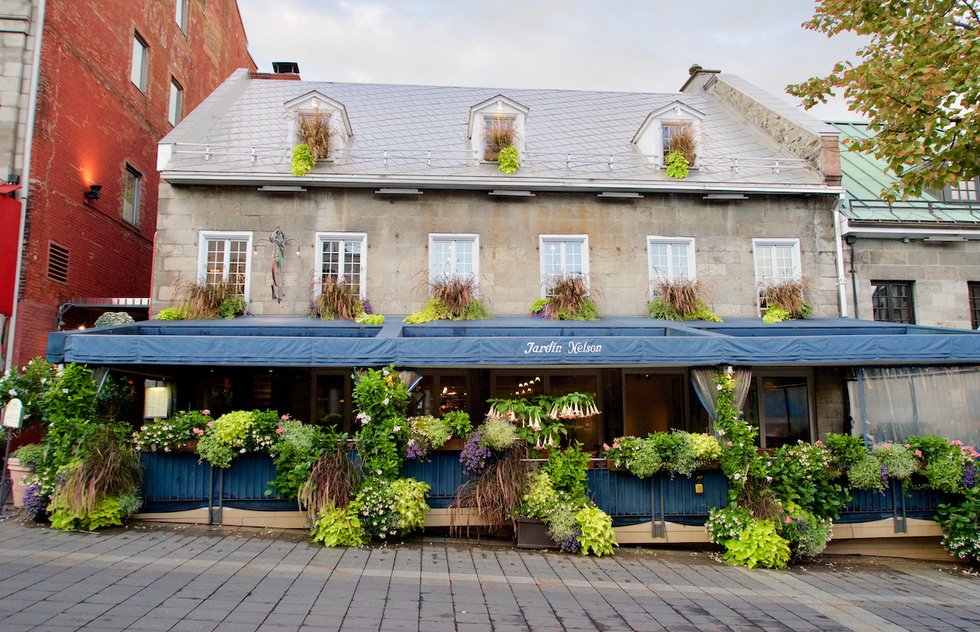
[{"xmin": 515, "ymin": 518, "xmax": 559, "ymax": 550}]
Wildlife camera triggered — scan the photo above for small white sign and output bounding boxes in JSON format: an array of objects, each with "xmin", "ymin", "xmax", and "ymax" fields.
[{"xmin": 3, "ymin": 398, "xmax": 23, "ymax": 429}]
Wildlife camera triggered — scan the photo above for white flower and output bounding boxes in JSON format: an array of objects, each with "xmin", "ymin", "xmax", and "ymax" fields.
[
  {"xmin": 62, "ymin": 388, "xmax": 69, "ymax": 394},
  {"xmin": 717, "ymin": 384, "xmax": 723, "ymax": 390},
  {"xmin": 7, "ymin": 389, "xmax": 14, "ymax": 397},
  {"xmin": 382, "ymin": 398, "xmax": 389, "ymax": 405},
  {"xmin": 717, "ymin": 430, "xmax": 725, "ymax": 436},
  {"xmin": 377, "ymin": 470, "xmax": 382, "ymax": 475},
  {"xmin": 393, "ymin": 426, "xmax": 400, "ymax": 432}
]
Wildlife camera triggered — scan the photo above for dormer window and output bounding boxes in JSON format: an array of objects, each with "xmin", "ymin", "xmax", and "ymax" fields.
[
  {"xmin": 468, "ymin": 95, "xmax": 528, "ymax": 163},
  {"xmin": 632, "ymin": 101, "xmax": 704, "ymax": 167},
  {"xmin": 284, "ymin": 91, "xmax": 353, "ymax": 162}
]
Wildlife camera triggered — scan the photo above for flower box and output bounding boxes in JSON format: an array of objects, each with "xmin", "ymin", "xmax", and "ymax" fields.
[
  {"xmin": 515, "ymin": 518, "xmax": 559, "ymax": 550},
  {"xmin": 437, "ymin": 438, "xmax": 466, "ymax": 451}
]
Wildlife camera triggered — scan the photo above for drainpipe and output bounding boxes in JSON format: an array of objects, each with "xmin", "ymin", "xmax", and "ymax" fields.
[
  {"xmin": 4, "ymin": 0, "xmax": 46, "ymax": 372},
  {"xmin": 845, "ymin": 234, "xmax": 859, "ymax": 320},
  {"xmin": 833, "ymin": 196, "xmax": 848, "ymax": 318}
]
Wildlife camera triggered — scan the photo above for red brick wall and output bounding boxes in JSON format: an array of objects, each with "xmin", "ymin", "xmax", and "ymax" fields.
[{"xmin": 13, "ymin": 0, "xmax": 254, "ymax": 364}]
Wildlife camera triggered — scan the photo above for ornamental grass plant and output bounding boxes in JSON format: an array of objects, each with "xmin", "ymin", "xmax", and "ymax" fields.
[
  {"xmin": 760, "ymin": 278, "xmax": 812, "ymax": 320},
  {"xmin": 172, "ymin": 277, "xmax": 247, "ymax": 320},
  {"xmin": 309, "ymin": 276, "xmax": 364, "ymax": 321}
]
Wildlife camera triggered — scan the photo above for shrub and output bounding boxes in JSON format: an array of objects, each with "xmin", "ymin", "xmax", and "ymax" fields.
[
  {"xmin": 706, "ymin": 505, "xmax": 755, "ymax": 544},
  {"xmin": 268, "ymin": 420, "xmax": 325, "ymax": 501},
  {"xmin": 0, "ymin": 358, "xmax": 57, "ymax": 427},
  {"xmin": 356, "ymin": 479, "xmax": 401, "ymax": 540},
  {"xmin": 848, "ymin": 452, "xmax": 886, "ymax": 492},
  {"xmin": 12, "ymin": 443, "xmax": 47, "ymax": 469},
  {"xmin": 776, "ymin": 503, "xmax": 833, "ymax": 559},
  {"xmin": 762, "ymin": 305, "xmax": 792, "ymax": 323},
  {"xmin": 452, "ymin": 443, "xmax": 529, "ymax": 533},
  {"xmin": 873, "ymin": 443, "xmax": 917, "ymax": 480},
  {"xmin": 761, "ymin": 278, "xmax": 812, "ymax": 320},
  {"xmin": 291, "ymin": 143, "xmax": 316, "ymax": 176}
]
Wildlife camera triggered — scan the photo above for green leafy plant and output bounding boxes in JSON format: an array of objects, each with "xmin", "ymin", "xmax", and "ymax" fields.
[
  {"xmin": 762, "ymin": 305, "xmax": 792, "ymax": 323},
  {"xmin": 12, "ymin": 443, "xmax": 47, "ymax": 469},
  {"xmin": 825, "ymin": 433, "xmax": 867, "ymax": 469},
  {"xmin": 545, "ymin": 442, "xmax": 590, "ymax": 502},
  {"xmin": 705, "ymin": 505, "xmax": 756, "ymax": 544},
  {"xmin": 356, "ymin": 313, "xmax": 384, "ymax": 324},
  {"xmin": 405, "ymin": 415, "xmax": 450, "ymax": 460},
  {"xmin": 873, "ymin": 442, "xmax": 917, "ymax": 481},
  {"xmin": 356, "ymin": 478, "xmax": 401, "ymax": 540},
  {"xmin": 498, "ymin": 146, "xmax": 519, "ymax": 174},
  {"xmin": 310, "ymin": 505, "xmax": 366, "ymax": 547},
  {"xmin": 769, "ymin": 441, "xmax": 847, "ymax": 519},
  {"xmin": 776, "ymin": 505, "xmax": 833, "ymax": 560},
  {"xmin": 390, "ymin": 477, "xmax": 431, "ymax": 534},
  {"xmin": 722, "ymin": 519, "xmax": 791, "ymax": 569},
  {"xmin": 133, "ymin": 410, "xmax": 212, "ymax": 452},
  {"xmin": 268, "ymin": 420, "xmax": 326, "ymax": 501},
  {"xmin": 156, "ymin": 307, "xmax": 187, "ymax": 320},
  {"xmin": 937, "ymin": 484, "xmax": 980, "ymax": 563},
  {"xmin": 665, "ymin": 152, "xmax": 689, "ymax": 178},
  {"xmin": 689, "ymin": 433, "xmax": 723, "ymax": 463},
  {"xmin": 291, "ymin": 143, "xmax": 316, "ymax": 176},
  {"xmin": 50, "ymin": 495, "xmax": 123, "ymax": 531},
  {"xmin": 847, "ymin": 452, "xmax": 886, "ymax": 492},
  {"xmin": 443, "ymin": 411, "xmax": 472, "ymax": 439},
  {"xmin": 627, "ymin": 433, "xmax": 699, "ymax": 478},
  {"xmin": 0, "ymin": 357, "xmax": 57, "ymax": 427},
  {"xmin": 352, "ymin": 366, "xmax": 410, "ymax": 479},
  {"xmin": 118, "ymin": 490, "xmax": 143, "ymax": 518},
  {"xmin": 574, "ymin": 505, "xmax": 617, "ymax": 556},
  {"xmin": 601, "ymin": 436, "xmax": 642, "ymax": 469}
]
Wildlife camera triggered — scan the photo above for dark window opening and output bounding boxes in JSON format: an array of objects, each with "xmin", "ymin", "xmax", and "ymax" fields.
[
  {"xmin": 970, "ymin": 282, "xmax": 980, "ymax": 330},
  {"xmin": 872, "ymin": 281, "xmax": 915, "ymax": 324}
]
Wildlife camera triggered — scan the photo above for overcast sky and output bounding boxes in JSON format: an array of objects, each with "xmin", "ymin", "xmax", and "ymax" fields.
[{"xmin": 236, "ymin": 0, "xmax": 867, "ymax": 122}]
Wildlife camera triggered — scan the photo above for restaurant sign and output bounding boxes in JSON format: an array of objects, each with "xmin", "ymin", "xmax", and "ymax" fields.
[{"xmin": 524, "ymin": 340, "xmax": 603, "ymax": 355}]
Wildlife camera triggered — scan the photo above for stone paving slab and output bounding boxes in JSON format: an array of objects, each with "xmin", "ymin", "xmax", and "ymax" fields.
[{"xmin": 0, "ymin": 517, "xmax": 977, "ymax": 631}]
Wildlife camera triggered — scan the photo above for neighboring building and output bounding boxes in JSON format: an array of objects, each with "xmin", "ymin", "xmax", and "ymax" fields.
[
  {"xmin": 2, "ymin": 0, "xmax": 255, "ymax": 369},
  {"xmin": 833, "ymin": 121, "xmax": 980, "ymax": 329}
]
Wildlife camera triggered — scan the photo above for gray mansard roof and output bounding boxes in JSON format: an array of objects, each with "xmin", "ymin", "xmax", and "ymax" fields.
[{"xmin": 158, "ymin": 69, "xmax": 837, "ymax": 194}]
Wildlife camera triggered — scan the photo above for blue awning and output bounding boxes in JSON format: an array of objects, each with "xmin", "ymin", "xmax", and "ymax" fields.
[{"xmin": 46, "ymin": 315, "xmax": 980, "ymax": 368}]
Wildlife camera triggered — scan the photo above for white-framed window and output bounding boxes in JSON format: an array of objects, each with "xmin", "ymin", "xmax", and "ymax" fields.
[
  {"xmin": 168, "ymin": 78, "xmax": 183, "ymax": 126},
  {"xmin": 647, "ymin": 236, "xmax": 696, "ymax": 283},
  {"xmin": 130, "ymin": 33, "xmax": 148, "ymax": 92},
  {"xmin": 122, "ymin": 166, "xmax": 141, "ymax": 227},
  {"xmin": 540, "ymin": 235, "xmax": 589, "ymax": 297},
  {"xmin": 198, "ymin": 231, "xmax": 252, "ymax": 300},
  {"xmin": 317, "ymin": 233, "xmax": 366, "ymax": 299},
  {"xmin": 467, "ymin": 95, "xmax": 528, "ymax": 163},
  {"xmin": 175, "ymin": 0, "xmax": 188, "ymax": 33},
  {"xmin": 429, "ymin": 234, "xmax": 478, "ymax": 283},
  {"xmin": 631, "ymin": 102, "xmax": 704, "ymax": 167},
  {"xmin": 753, "ymin": 238, "xmax": 802, "ymax": 314}
]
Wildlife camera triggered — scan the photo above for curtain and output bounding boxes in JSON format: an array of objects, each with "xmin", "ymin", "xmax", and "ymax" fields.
[
  {"xmin": 855, "ymin": 366, "xmax": 980, "ymax": 447},
  {"xmin": 691, "ymin": 367, "xmax": 752, "ymax": 428}
]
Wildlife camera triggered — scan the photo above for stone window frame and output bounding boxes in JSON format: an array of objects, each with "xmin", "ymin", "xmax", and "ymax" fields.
[
  {"xmin": 197, "ymin": 230, "xmax": 252, "ymax": 301},
  {"xmin": 428, "ymin": 233, "xmax": 479, "ymax": 284},
  {"xmin": 752, "ymin": 238, "xmax": 802, "ymax": 316},
  {"xmin": 647, "ymin": 236, "xmax": 696, "ymax": 287},
  {"xmin": 316, "ymin": 232, "xmax": 367, "ymax": 300},
  {"xmin": 539, "ymin": 234, "xmax": 589, "ymax": 298}
]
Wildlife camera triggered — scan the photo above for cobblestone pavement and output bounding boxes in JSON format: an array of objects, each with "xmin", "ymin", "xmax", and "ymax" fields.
[{"xmin": 0, "ymin": 518, "xmax": 978, "ymax": 632}]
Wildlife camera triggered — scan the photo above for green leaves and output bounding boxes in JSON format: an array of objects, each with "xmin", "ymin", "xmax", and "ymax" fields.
[
  {"xmin": 291, "ymin": 143, "xmax": 316, "ymax": 177},
  {"xmin": 574, "ymin": 505, "xmax": 617, "ymax": 556},
  {"xmin": 664, "ymin": 152, "xmax": 689, "ymax": 179},
  {"xmin": 722, "ymin": 519, "xmax": 791, "ymax": 569},
  {"xmin": 497, "ymin": 146, "xmax": 520, "ymax": 174},
  {"xmin": 787, "ymin": 0, "xmax": 980, "ymax": 198}
]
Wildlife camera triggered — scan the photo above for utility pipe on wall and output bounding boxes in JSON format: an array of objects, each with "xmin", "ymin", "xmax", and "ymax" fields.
[{"xmin": 833, "ymin": 195, "xmax": 849, "ymax": 318}]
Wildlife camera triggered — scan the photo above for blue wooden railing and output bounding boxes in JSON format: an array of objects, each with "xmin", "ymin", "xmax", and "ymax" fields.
[{"xmin": 140, "ymin": 451, "xmax": 948, "ymax": 532}]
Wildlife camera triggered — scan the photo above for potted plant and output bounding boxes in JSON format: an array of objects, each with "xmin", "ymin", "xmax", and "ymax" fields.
[
  {"xmin": 760, "ymin": 278, "xmax": 812, "ymax": 322},
  {"xmin": 483, "ymin": 121, "xmax": 515, "ymax": 162},
  {"xmin": 530, "ymin": 274, "xmax": 602, "ymax": 321},
  {"xmin": 405, "ymin": 273, "xmax": 489, "ymax": 324},
  {"xmin": 648, "ymin": 277, "xmax": 722, "ymax": 322}
]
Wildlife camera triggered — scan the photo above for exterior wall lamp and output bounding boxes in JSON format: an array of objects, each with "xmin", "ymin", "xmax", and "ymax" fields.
[{"xmin": 84, "ymin": 185, "xmax": 101, "ymax": 200}]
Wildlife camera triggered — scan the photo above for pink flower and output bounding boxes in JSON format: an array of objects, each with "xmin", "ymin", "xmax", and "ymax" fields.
[
  {"xmin": 727, "ymin": 441, "xmax": 733, "ymax": 446},
  {"xmin": 785, "ymin": 517, "xmax": 792, "ymax": 524},
  {"xmin": 192, "ymin": 428, "xmax": 204, "ymax": 436},
  {"xmin": 275, "ymin": 428, "xmax": 283, "ymax": 434},
  {"xmin": 202, "ymin": 409, "xmax": 210, "ymax": 415},
  {"xmin": 953, "ymin": 440, "xmax": 963, "ymax": 446},
  {"xmin": 914, "ymin": 450, "xmax": 922, "ymax": 457},
  {"xmin": 815, "ymin": 440, "xmax": 823, "ymax": 445},
  {"xmin": 206, "ymin": 422, "xmax": 213, "ymax": 427},
  {"xmin": 281, "ymin": 414, "xmax": 289, "ymax": 420},
  {"xmin": 603, "ymin": 444, "xmax": 611, "ymax": 451}
]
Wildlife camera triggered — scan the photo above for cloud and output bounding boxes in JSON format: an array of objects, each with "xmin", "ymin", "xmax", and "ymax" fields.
[{"xmin": 238, "ymin": 0, "xmax": 867, "ymax": 120}]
